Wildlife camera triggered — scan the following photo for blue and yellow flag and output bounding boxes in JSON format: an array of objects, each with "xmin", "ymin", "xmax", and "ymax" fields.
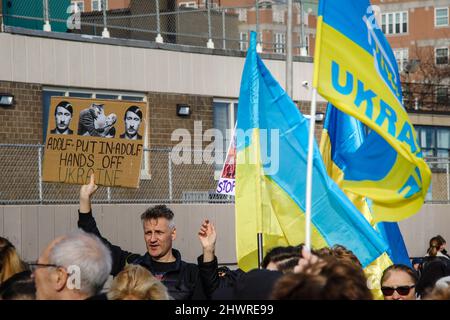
[
  {"xmin": 321, "ymin": 103, "xmax": 411, "ymax": 266},
  {"xmin": 320, "ymin": 103, "xmax": 411, "ymax": 298},
  {"xmin": 314, "ymin": 0, "xmax": 431, "ymax": 222},
  {"xmin": 235, "ymin": 32, "xmax": 388, "ymax": 273}
]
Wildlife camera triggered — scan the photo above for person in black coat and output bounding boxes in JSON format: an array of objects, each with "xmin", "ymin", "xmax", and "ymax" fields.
[
  {"xmin": 417, "ymin": 236, "xmax": 450, "ymax": 297},
  {"xmin": 78, "ymin": 174, "xmax": 218, "ymax": 300}
]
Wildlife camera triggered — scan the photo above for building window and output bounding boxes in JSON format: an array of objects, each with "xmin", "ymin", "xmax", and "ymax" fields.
[
  {"xmin": 274, "ymin": 32, "xmax": 286, "ymax": 54},
  {"xmin": 299, "ymin": 34, "xmax": 309, "ymax": 56},
  {"xmin": 272, "ymin": 8, "xmax": 285, "ymax": 23},
  {"xmin": 179, "ymin": 2, "xmax": 198, "ymax": 9},
  {"xmin": 298, "ymin": 10, "xmax": 309, "ymax": 25},
  {"xmin": 92, "ymin": 0, "xmax": 107, "ymax": 11},
  {"xmin": 239, "ymin": 32, "xmax": 248, "ymax": 51},
  {"xmin": 435, "ymin": 7, "xmax": 449, "ymax": 27},
  {"xmin": 213, "ymin": 99, "xmax": 237, "ymax": 174},
  {"xmin": 381, "ymin": 11, "xmax": 408, "ymax": 35},
  {"xmin": 416, "ymin": 126, "xmax": 450, "ymax": 167},
  {"xmin": 42, "ymin": 88, "xmax": 149, "ymax": 178},
  {"xmin": 393, "ymin": 48, "xmax": 409, "ymax": 72},
  {"xmin": 436, "ymin": 47, "xmax": 449, "ymax": 65},
  {"xmin": 238, "ymin": 8, "xmax": 247, "ymax": 22},
  {"xmin": 71, "ymin": 1, "xmax": 84, "ymax": 12}
]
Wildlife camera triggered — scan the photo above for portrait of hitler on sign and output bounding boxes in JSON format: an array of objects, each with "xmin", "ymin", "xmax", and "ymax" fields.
[{"xmin": 43, "ymin": 97, "xmax": 148, "ymax": 188}]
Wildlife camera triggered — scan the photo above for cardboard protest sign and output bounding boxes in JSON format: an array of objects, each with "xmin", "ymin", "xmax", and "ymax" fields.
[
  {"xmin": 216, "ymin": 129, "xmax": 236, "ymax": 195},
  {"xmin": 43, "ymin": 97, "xmax": 148, "ymax": 188}
]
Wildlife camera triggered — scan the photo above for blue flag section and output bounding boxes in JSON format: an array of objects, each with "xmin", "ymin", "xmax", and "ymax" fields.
[{"xmin": 377, "ymin": 222, "xmax": 411, "ymax": 266}]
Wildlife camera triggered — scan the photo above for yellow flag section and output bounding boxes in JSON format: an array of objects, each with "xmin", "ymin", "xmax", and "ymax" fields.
[
  {"xmin": 236, "ymin": 130, "xmax": 327, "ymax": 271},
  {"xmin": 314, "ymin": 0, "xmax": 430, "ymax": 223}
]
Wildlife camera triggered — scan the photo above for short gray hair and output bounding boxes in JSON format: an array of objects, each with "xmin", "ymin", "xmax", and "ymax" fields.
[
  {"xmin": 48, "ymin": 230, "xmax": 112, "ymax": 296},
  {"xmin": 140, "ymin": 205, "xmax": 176, "ymax": 230}
]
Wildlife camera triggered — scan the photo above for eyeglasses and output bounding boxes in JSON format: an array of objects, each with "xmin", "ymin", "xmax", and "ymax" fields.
[
  {"xmin": 381, "ymin": 285, "xmax": 415, "ymax": 296},
  {"xmin": 28, "ymin": 262, "xmax": 60, "ymax": 272}
]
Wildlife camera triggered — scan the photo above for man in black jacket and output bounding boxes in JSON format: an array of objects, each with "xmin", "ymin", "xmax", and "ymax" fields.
[{"xmin": 78, "ymin": 174, "xmax": 218, "ymax": 300}]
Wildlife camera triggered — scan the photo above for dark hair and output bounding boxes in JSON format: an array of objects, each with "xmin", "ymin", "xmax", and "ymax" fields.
[
  {"xmin": 381, "ymin": 264, "xmax": 419, "ymax": 286},
  {"xmin": 54, "ymin": 101, "xmax": 73, "ymax": 116},
  {"xmin": 262, "ymin": 245, "xmax": 302, "ymax": 269},
  {"xmin": 435, "ymin": 235, "xmax": 446, "ymax": 244},
  {"xmin": 276, "ymin": 257, "xmax": 300, "ymax": 273},
  {"xmin": 124, "ymin": 106, "xmax": 142, "ymax": 121},
  {"xmin": 140, "ymin": 205, "xmax": 174, "ymax": 223},
  {"xmin": 271, "ymin": 256, "xmax": 372, "ymax": 300},
  {"xmin": 0, "ymin": 271, "xmax": 35, "ymax": 300},
  {"xmin": 428, "ymin": 236, "xmax": 446, "ymax": 257}
]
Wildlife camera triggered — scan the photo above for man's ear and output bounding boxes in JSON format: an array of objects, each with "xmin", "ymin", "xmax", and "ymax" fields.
[
  {"xmin": 54, "ymin": 268, "xmax": 69, "ymax": 292},
  {"xmin": 171, "ymin": 227, "xmax": 177, "ymax": 241}
]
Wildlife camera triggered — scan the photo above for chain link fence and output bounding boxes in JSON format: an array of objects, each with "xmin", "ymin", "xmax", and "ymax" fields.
[
  {"xmin": 1, "ymin": 0, "xmax": 317, "ymax": 56},
  {"xmin": 0, "ymin": 144, "xmax": 449, "ymax": 205},
  {"xmin": 0, "ymin": 144, "xmax": 232, "ymax": 205}
]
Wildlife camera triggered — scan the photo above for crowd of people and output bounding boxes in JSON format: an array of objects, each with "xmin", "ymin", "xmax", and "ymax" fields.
[{"xmin": 1, "ymin": 175, "xmax": 449, "ymax": 300}]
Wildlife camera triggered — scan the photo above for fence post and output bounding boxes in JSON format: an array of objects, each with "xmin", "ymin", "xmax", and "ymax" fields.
[
  {"xmin": 107, "ymin": 187, "xmax": 111, "ymax": 203},
  {"xmin": 42, "ymin": 0, "xmax": 51, "ymax": 31},
  {"xmin": 155, "ymin": 0, "xmax": 164, "ymax": 43},
  {"xmin": 222, "ymin": 9, "xmax": 226, "ymax": 49},
  {"xmin": 168, "ymin": 149, "xmax": 173, "ymax": 201},
  {"xmin": 101, "ymin": 0, "xmax": 110, "ymax": 38},
  {"xmin": 447, "ymin": 162, "xmax": 449, "ymax": 202},
  {"xmin": 206, "ymin": 0, "xmax": 214, "ymax": 48},
  {"xmin": 38, "ymin": 146, "xmax": 43, "ymax": 204},
  {"xmin": 255, "ymin": 1, "xmax": 262, "ymax": 53}
]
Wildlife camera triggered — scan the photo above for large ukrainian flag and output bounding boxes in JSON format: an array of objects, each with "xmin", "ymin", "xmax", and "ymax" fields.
[
  {"xmin": 235, "ymin": 32, "xmax": 388, "ymax": 273},
  {"xmin": 314, "ymin": 0, "xmax": 431, "ymax": 222}
]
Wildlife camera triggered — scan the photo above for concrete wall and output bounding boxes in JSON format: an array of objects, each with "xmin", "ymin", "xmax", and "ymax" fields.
[
  {"xmin": 0, "ymin": 204, "xmax": 237, "ymax": 265},
  {"xmin": 1, "ymin": 203, "xmax": 449, "ymax": 265}
]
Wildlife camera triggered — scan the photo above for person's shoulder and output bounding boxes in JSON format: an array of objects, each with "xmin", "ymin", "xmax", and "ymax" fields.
[
  {"xmin": 68, "ymin": 129, "xmax": 74, "ymax": 134},
  {"xmin": 50, "ymin": 128, "xmax": 57, "ymax": 134},
  {"xmin": 119, "ymin": 133, "xmax": 126, "ymax": 138}
]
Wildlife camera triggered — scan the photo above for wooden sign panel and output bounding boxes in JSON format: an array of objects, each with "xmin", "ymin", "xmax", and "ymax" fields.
[{"xmin": 43, "ymin": 97, "xmax": 148, "ymax": 188}]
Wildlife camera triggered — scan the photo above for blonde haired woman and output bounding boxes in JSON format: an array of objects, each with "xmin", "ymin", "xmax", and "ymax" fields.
[
  {"xmin": 0, "ymin": 237, "xmax": 27, "ymax": 285},
  {"xmin": 108, "ymin": 264, "xmax": 170, "ymax": 300}
]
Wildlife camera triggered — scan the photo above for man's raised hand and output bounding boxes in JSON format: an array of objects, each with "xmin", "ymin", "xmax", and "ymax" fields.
[
  {"xmin": 198, "ymin": 219, "xmax": 217, "ymax": 263},
  {"xmin": 79, "ymin": 173, "xmax": 98, "ymax": 213}
]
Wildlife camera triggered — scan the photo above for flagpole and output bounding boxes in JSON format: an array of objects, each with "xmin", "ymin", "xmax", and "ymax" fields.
[
  {"xmin": 305, "ymin": 88, "xmax": 318, "ymax": 250},
  {"xmin": 257, "ymin": 233, "xmax": 263, "ymax": 269}
]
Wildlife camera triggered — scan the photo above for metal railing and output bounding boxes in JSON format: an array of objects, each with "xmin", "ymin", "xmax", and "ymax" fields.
[
  {"xmin": 1, "ymin": 0, "xmax": 317, "ymax": 56},
  {"xmin": 0, "ymin": 144, "xmax": 449, "ymax": 205}
]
